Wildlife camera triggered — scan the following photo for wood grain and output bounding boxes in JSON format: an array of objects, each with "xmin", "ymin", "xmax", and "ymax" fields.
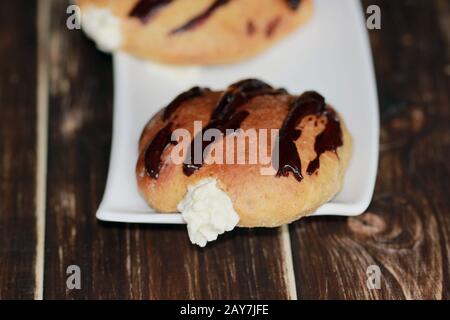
[
  {"xmin": 289, "ymin": 0, "xmax": 450, "ymax": 299},
  {"xmin": 43, "ymin": 0, "xmax": 292, "ymax": 299},
  {"xmin": 0, "ymin": 0, "xmax": 38, "ymax": 299}
]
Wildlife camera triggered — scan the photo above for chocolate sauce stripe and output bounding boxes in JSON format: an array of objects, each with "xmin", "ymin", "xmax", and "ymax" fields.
[
  {"xmin": 144, "ymin": 122, "xmax": 175, "ymax": 179},
  {"xmin": 285, "ymin": 0, "xmax": 302, "ymax": 10},
  {"xmin": 129, "ymin": 0, "xmax": 172, "ymax": 24},
  {"xmin": 144, "ymin": 86, "xmax": 211, "ymax": 178},
  {"xmin": 143, "ymin": 79, "xmax": 342, "ymax": 182},
  {"xmin": 306, "ymin": 110, "xmax": 342, "ymax": 175},
  {"xmin": 275, "ymin": 92, "xmax": 343, "ymax": 181},
  {"xmin": 170, "ymin": 0, "xmax": 230, "ymax": 35},
  {"xmin": 163, "ymin": 86, "xmax": 209, "ymax": 121},
  {"xmin": 182, "ymin": 79, "xmax": 282, "ymax": 176},
  {"xmin": 275, "ymin": 96, "xmax": 324, "ymax": 181},
  {"xmin": 129, "ymin": 0, "xmax": 302, "ymax": 34}
]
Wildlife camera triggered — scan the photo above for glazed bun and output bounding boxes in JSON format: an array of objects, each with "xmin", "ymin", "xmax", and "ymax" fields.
[
  {"xmin": 136, "ymin": 79, "xmax": 352, "ymax": 227},
  {"xmin": 78, "ymin": 0, "xmax": 313, "ymax": 64}
]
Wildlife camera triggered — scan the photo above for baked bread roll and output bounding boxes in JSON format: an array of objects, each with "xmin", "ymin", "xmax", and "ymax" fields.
[
  {"xmin": 136, "ymin": 79, "xmax": 352, "ymax": 246},
  {"xmin": 78, "ymin": 0, "xmax": 313, "ymax": 64}
]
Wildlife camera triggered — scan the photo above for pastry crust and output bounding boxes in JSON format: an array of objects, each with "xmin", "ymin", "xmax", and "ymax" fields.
[
  {"xmin": 78, "ymin": 0, "xmax": 313, "ymax": 65},
  {"xmin": 136, "ymin": 82, "xmax": 352, "ymax": 227}
]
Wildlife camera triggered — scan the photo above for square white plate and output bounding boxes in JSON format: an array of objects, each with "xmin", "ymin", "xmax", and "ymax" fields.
[{"xmin": 96, "ymin": 0, "xmax": 379, "ymax": 224}]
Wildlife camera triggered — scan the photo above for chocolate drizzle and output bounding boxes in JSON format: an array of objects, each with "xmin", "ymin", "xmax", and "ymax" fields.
[
  {"xmin": 246, "ymin": 20, "xmax": 256, "ymax": 36},
  {"xmin": 163, "ymin": 86, "xmax": 209, "ymax": 121},
  {"xmin": 144, "ymin": 122, "xmax": 175, "ymax": 179},
  {"xmin": 275, "ymin": 91, "xmax": 343, "ymax": 180},
  {"xmin": 276, "ymin": 91, "xmax": 326, "ymax": 181},
  {"xmin": 144, "ymin": 86, "xmax": 208, "ymax": 179},
  {"xmin": 170, "ymin": 0, "xmax": 230, "ymax": 35},
  {"xmin": 183, "ymin": 79, "xmax": 284, "ymax": 176},
  {"xmin": 266, "ymin": 16, "xmax": 282, "ymax": 37},
  {"xmin": 306, "ymin": 110, "xmax": 342, "ymax": 175},
  {"xmin": 129, "ymin": 0, "xmax": 172, "ymax": 23},
  {"xmin": 285, "ymin": 0, "xmax": 302, "ymax": 10},
  {"xmin": 143, "ymin": 79, "xmax": 343, "ymax": 182},
  {"xmin": 129, "ymin": 0, "xmax": 301, "ymax": 33}
]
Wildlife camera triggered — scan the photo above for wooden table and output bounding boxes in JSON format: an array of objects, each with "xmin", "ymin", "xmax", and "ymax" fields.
[{"xmin": 0, "ymin": 0, "xmax": 449, "ymax": 300}]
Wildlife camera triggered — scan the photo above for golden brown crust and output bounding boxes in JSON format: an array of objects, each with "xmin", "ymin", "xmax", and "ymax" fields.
[
  {"xmin": 136, "ymin": 88, "xmax": 352, "ymax": 227},
  {"xmin": 77, "ymin": 0, "xmax": 313, "ymax": 65}
]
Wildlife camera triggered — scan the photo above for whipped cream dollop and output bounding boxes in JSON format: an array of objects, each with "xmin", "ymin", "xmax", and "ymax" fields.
[
  {"xmin": 178, "ymin": 179, "xmax": 240, "ymax": 247},
  {"xmin": 81, "ymin": 6, "xmax": 122, "ymax": 52}
]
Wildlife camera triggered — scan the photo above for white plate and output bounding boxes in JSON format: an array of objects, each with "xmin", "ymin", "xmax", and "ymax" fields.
[{"xmin": 96, "ymin": 0, "xmax": 379, "ymax": 224}]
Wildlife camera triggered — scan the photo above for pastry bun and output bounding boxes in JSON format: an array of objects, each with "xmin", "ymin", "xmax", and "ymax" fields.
[
  {"xmin": 136, "ymin": 79, "xmax": 352, "ymax": 227},
  {"xmin": 78, "ymin": 0, "xmax": 313, "ymax": 64}
]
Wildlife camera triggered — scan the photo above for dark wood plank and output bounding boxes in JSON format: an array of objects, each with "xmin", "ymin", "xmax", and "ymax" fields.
[
  {"xmin": 289, "ymin": 0, "xmax": 450, "ymax": 299},
  {"xmin": 44, "ymin": 0, "xmax": 292, "ymax": 299},
  {"xmin": 0, "ymin": 0, "xmax": 39, "ymax": 299}
]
